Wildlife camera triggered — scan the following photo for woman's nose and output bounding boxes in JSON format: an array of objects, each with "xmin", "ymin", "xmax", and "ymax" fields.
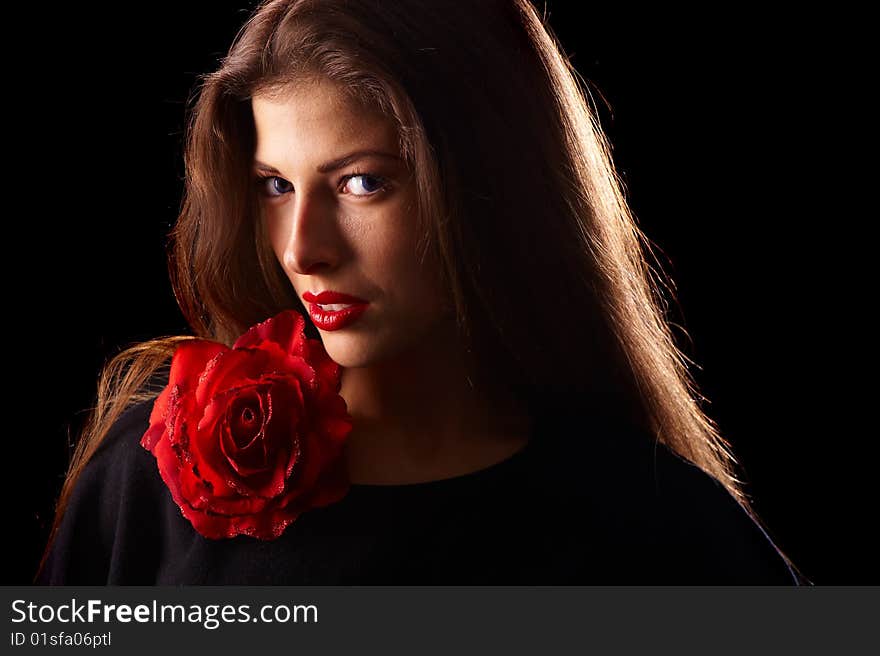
[{"xmin": 280, "ymin": 188, "xmax": 341, "ymax": 276}]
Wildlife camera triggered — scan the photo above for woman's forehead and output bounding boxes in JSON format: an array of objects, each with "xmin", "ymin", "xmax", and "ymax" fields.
[
  {"xmin": 253, "ymin": 79, "xmax": 394, "ymax": 137},
  {"xmin": 251, "ymin": 84, "xmax": 401, "ymax": 169}
]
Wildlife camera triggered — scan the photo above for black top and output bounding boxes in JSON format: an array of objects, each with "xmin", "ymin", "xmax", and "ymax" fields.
[{"xmin": 36, "ymin": 397, "xmax": 803, "ymax": 585}]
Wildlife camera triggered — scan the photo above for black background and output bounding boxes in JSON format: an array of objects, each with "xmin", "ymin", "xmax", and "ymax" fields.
[{"xmin": 13, "ymin": 2, "xmax": 868, "ymax": 584}]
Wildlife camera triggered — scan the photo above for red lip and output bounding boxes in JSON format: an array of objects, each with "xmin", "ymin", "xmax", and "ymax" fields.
[
  {"xmin": 302, "ymin": 290, "xmax": 370, "ymax": 331},
  {"xmin": 303, "ymin": 290, "xmax": 368, "ymax": 304}
]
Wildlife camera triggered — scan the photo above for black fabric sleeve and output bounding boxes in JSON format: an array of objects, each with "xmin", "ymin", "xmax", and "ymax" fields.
[
  {"xmin": 645, "ymin": 443, "xmax": 807, "ymax": 585},
  {"xmin": 537, "ymin": 414, "xmax": 809, "ymax": 585},
  {"xmin": 35, "ymin": 399, "xmax": 170, "ymax": 585}
]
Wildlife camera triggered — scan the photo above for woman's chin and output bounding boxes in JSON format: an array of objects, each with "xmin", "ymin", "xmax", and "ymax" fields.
[
  {"xmin": 320, "ymin": 332, "xmax": 420, "ymax": 370},
  {"xmin": 318, "ymin": 336, "xmax": 378, "ymax": 369}
]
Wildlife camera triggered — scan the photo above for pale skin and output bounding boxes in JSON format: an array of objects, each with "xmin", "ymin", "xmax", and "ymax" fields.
[{"xmin": 251, "ymin": 76, "xmax": 533, "ymax": 485}]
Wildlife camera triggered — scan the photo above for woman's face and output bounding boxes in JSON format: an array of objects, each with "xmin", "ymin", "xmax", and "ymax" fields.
[{"xmin": 251, "ymin": 77, "xmax": 452, "ymax": 368}]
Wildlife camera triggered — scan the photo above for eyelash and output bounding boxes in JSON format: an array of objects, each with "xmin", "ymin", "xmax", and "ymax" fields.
[{"xmin": 253, "ymin": 169, "xmax": 390, "ymax": 199}]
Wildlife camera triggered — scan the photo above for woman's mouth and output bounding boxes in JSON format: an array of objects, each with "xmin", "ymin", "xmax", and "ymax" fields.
[
  {"xmin": 306, "ymin": 302, "xmax": 369, "ymax": 330},
  {"xmin": 302, "ymin": 291, "xmax": 370, "ymax": 331}
]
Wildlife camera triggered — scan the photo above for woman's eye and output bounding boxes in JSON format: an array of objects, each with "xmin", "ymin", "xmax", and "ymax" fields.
[
  {"xmin": 256, "ymin": 175, "xmax": 293, "ymax": 197},
  {"xmin": 343, "ymin": 173, "xmax": 388, "ymax": 197}
]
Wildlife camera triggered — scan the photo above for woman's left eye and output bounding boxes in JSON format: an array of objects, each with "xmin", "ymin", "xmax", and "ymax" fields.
[{"xmin": 342, "ymin": 173, "xmax": 388, "ymax": 197}]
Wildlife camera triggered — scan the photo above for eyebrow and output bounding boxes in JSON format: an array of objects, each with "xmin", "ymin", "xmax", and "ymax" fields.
[{"xmin": 253, "ymin": 149, "xmax": 402, "ymax": 175}]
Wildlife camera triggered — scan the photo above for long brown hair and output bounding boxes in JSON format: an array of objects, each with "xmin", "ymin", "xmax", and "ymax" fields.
[{"xmin": 38, "ymin": 0, "xmax": 807, "ymax": 582}]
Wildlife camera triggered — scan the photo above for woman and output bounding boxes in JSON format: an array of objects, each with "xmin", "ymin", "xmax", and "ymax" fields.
[{"xmin": 36, "ymin": 0, "xmax": 808, "ymax": 584}]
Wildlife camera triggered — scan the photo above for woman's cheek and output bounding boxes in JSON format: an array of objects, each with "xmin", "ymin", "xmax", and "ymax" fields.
[{"xmin": 262, "ymin": 209, "xmax": 289, "ymax": 266}]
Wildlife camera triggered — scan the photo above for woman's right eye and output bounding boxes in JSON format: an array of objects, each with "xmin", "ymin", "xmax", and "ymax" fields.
[{"xmin": 255, "ymin": 175, "xmax": 293, "ymax": 198}]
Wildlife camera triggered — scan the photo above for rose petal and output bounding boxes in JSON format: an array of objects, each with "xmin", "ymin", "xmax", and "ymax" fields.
[
  {"xmin": 239, "ymin": 381, "xmax": 303, "ymax": 498},
  {"xmin": 219, "ymin": 387, "xmax": 270, "ymax": 476},
  {"xmin": 302, "ymin": 337, "xmax": 342, "ymax": 394},
  {"xmin": 233, "ymin": 309, "xmax": 307, "ymax": 356},
  {"xmin": 182, "ymin": 395, "xmax": 243, "ymax": 498},
  {"xmin": 314, "ymin": 394, "xmax": 354, "ymax": 448},
  {"xmin": 171, "ymin": 340, "xmax": 229, "ymax": 395},
  {"xmin": 194, "ymin": 348, "xmax": 266, "ymax": 410}
]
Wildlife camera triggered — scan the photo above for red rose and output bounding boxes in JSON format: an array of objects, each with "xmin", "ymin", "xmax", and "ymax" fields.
[{"xmin": 140, "ymin": 309, "xmax": 353, "ymax": 540}]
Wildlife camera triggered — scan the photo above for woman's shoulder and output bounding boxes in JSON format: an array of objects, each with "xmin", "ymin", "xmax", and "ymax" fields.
[
  {"xmin": 36, "ymin": 392, "xmax": 174, "ymax": 585},
  {"xmin": 72, "ymin": 389, "xmax": 167, "ymax": 504},
  {"xmin": 641, "ymin": 440, "xmax": 802, "ymax": 584},
  {"xmin": 90, "ymin": 398, "xmax": 158, "ymax": 472},
  {"xmin": 529, "ymin": 411, "xmax": 804, "ymax": 584}
]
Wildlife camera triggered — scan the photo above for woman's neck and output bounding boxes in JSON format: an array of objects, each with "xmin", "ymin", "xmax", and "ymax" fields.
[{"xmin": 338, "ymin": 327, "xmax": 533, "ymax": 485}]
